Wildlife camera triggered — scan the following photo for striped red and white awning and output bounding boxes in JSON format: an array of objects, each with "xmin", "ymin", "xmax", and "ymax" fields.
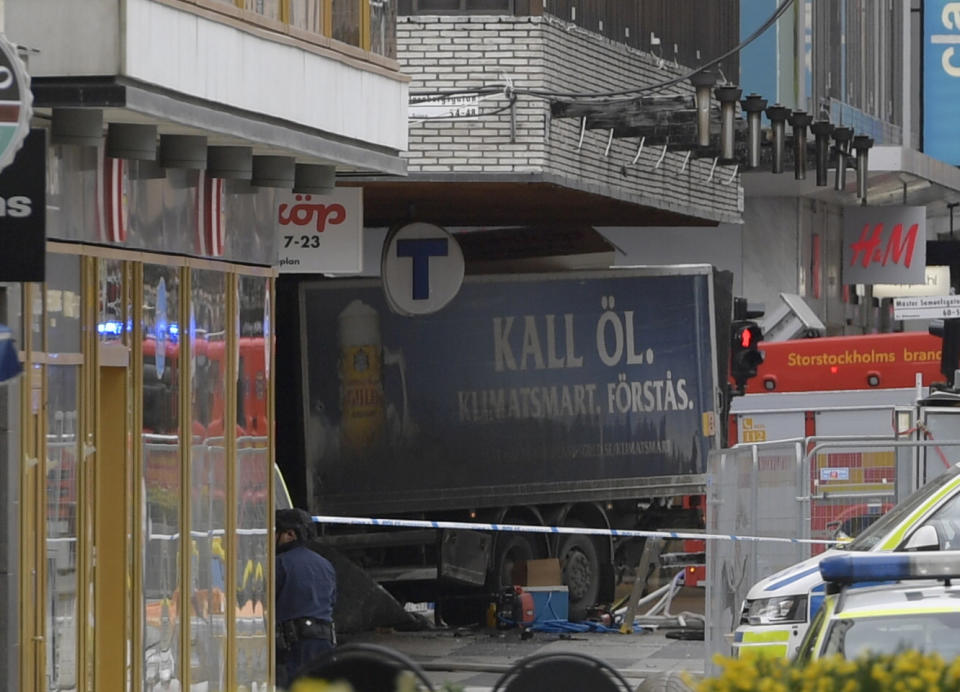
[
  {"xmin": 98, "ymin": 156, "xmax": 129, "ymax": 243},
  {"xmin": 196, "ymin": 171, "xmax": 225, "ymax": 257}
]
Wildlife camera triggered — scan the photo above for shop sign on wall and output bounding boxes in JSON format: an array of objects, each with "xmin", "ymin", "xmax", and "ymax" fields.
[
  {"xmin": 276, "ymin": 187, "xmax": 363, "ymax": 273},
  {"xmin": 0, "ymin": 129, "xmax": 45, "ymax": 282},
  {"xmin": 924, "ymin": 1, "xmax": 960, "ymax": 164},
  {"xmin": 0, "ymin": 33, "xmax": 32, "ymax": 174},
  {"xmin": 842, "ymin": 206, "xmax": 926, "ymax": 285}
]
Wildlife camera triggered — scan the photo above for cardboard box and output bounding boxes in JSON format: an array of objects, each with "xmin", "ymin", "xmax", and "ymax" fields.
[
  {"xmin": 524, "ymin": 586, "xmax": 569, "ymax": 623},
  {"xmin": 512, "ymin": 558, "xmax": 563, "ymax": 587}
]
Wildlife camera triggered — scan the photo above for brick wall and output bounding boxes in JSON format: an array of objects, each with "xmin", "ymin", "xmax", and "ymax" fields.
[{"xmin": 398, "ymin": 14, "xmax": 743, "ymax": 224}]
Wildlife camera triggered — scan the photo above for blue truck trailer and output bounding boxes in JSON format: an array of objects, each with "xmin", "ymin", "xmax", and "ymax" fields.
[{"xmin": 277, "ymin": 266, "xmax": 732, "ymax": 620}]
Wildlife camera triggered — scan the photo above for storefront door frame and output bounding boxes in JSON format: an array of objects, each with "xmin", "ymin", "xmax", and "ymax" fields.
[{"xmin": 17, "ymin": 242, "xmax": 276, "ymax": 692}]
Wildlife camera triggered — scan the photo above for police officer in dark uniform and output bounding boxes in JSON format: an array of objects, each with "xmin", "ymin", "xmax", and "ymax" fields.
[{"xmin": 275, "ymin": 508, "xmax": 337, "ymax": 689}]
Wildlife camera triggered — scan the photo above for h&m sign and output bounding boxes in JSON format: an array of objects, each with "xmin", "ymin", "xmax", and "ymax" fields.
[{"xmin": 842, "ymin": 206, "xmax": 926, "ymax": 286}]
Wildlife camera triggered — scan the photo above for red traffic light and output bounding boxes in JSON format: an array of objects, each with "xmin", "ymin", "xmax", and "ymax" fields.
[{"xmin": 730, "ymin": 320, "xmax": 765, "ymax": 393}]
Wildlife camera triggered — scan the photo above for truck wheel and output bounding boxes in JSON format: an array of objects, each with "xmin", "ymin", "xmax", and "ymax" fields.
[
  {"xmin": 559, "ymin": 534, "xmax": 600, "ymax": 621},
  {"xmin": 494, "ymin": 535, "xmax": 536, "ymax": 589}
]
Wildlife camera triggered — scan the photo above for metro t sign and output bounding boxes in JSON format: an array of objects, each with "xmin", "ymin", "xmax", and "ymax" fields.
[
  {"xmin": 842, "ymin": 206, "xmax": 926, "ymax": 286},
  {"xmin": 381, "ymin": 222, "xmax": 465, "ymax": 316}
]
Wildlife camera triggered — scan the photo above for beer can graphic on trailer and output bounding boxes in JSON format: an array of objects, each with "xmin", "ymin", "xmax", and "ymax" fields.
[{"xmin": 338, "ymin": 300, "xmax": 386, "ymax": 456}]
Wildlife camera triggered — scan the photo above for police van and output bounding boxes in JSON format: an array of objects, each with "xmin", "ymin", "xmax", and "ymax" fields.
[
  {"xmin": 794, "ymin": 552, "xmax": 960, "ymax": 663},
  {"xmin": 733, "ymin": 463, "xmax": 960, "ymax": 659}
]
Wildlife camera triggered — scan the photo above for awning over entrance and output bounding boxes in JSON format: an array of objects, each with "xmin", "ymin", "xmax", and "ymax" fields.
[
  {"xmin": 31, "ymin": 78, "xmax": 405, "ymax": 176},
  {"xmin": 347, "ymin": 178, "xmax": 720, "ymax": 228},
  {"xmin": 743, "ymin": 145, "xmax": 960, "ymax": 218},
  {"xmin": 8, "ymin": 0, "xmax": 408, "ymax": 179}
]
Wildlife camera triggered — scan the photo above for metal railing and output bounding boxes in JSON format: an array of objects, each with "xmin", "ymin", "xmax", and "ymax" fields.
[
  {"xmin": 829, "ymin": 98, "xmax": 902, "ymax": 146},
  {"xmin": 706, "ymin": 431, "xmax": 960, "ymax": 670}
]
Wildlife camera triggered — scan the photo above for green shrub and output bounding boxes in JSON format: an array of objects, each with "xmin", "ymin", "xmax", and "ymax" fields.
[{"xmin": 698, "ymin": 650, "xmax": 960, "ymax": 692}]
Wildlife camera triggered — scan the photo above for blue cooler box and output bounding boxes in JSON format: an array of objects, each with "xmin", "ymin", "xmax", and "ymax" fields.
[{"xmin": 523, "ymin": 586, "xmax": 569, "ymax": 623}]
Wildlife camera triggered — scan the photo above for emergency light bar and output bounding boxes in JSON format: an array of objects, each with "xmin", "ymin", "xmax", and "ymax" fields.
[{"xmin": 820, "ymin": 552, "xmax": 960, "ymax": 585}]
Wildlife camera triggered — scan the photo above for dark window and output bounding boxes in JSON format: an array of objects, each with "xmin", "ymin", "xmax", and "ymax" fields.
[
  {"xmin": 400, "ymin": 0, "xmax": 515, "ymax": 14},
  {"xmin": 398, "ymin": 0, "xmax": 739, "ymax": 76}
]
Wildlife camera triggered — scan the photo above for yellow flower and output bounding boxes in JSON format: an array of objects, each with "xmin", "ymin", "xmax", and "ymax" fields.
[
  {"xmin": 695, "ymin": 650, "xmax": 960, "ymax": 691},
  {"xmin": 871, "ymin": 661, "xmax": 891, "ymax": 687}
]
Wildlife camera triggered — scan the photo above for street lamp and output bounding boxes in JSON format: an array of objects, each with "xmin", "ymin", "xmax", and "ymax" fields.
[
  {"xmin": 715, "ymin": 85, "xmax": 742, "ymax": 163},
  {"xmin": 741, "ymin": 94, "xmax": 767, "ymax": 169},
  {"xmin": 765, "ymin": 104, "xmax": 790, "ymax": 174},
  {"xmin": 810, "ymin": 120, "xmax": 834, "ymax": 187},
  {"xmin": 832, "ymin": 127, "xmax": 853, "ymax": 192},
  {"xmin": 852, "ymin": 135, "xmax": 874, "ymax": 203},
  {"xmin": 788, "ymin": 111, "xmax": 812, "ymax": 180},
  {"xmin": 690, "ymin": 70, "xmax": 718, "ymax": 149}
]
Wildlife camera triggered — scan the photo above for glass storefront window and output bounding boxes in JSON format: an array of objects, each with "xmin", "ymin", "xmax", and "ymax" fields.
[
  {"xmin": 0, "ymin": 283, "xmax": 22, "ymax": 685},
  {"xmin": 1, "ymin": 283, "xmax": 23, "ymax": 344},
  {"xmin": 235, "ymin": 275, "xmax": 271, "ymax": 691},
  {"xmin": 98, "ymin": 259, "xmax": 126, "ymax": 343},
  {"xmin": 44, "ymin": 254, "xmax": 83, "ymax": 692},
  {"xmin": 46, "ymin": 255, "xmax": 82, "ymax": 355},
  {"xmin": 189, "ymin": 270, "xmax": 228, "ymax": 691},
  {"xmin": 13, "ymin": 251, "xmax": 276, "ymax": 689},
  {"xmin": 31, "ymin": 282, "xmax": 44, "ymax": 352},
  {"xmin": 141, "ymin": 264, "xmax": 182, "ymax": 691},
  {"xmin": 45, "ymin": 365, "xmax": 80, "ymax": 692}
]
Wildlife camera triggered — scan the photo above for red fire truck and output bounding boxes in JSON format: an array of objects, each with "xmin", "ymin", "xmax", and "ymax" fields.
[
  {"xmin": 739, "ymin": 331, "xmax": 943, "ymax": 396},
  {"xmin": 727, "ymin": 331, "xmax": 956, "ymax": 551}
]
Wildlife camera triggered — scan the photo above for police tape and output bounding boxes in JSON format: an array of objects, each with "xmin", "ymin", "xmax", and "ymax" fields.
[{"xmin": 312, "ymin": 515, "xmax": 839, "ymax": 545}]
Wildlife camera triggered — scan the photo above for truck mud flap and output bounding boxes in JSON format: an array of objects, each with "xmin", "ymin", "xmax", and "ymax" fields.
[
  {"xmin": 311, "ymin": 544, "xmax": 423, "ymax": 633},
  {"xmin": 440, "ymin": 529, "xmax": 492, "ymax": 586}
]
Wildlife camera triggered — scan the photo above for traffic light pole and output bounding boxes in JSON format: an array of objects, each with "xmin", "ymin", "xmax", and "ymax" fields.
[{"xmin": 930, "ymin": 317, "xmax": 960, "ymax": 392}]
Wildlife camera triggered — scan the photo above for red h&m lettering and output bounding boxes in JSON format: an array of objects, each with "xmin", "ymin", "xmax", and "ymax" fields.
[{"xmin": 849, "ymin": 222, "xmax": 919, "ymax": 269}]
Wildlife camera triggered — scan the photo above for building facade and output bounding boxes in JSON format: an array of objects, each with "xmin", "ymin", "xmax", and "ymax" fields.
[
  {"xmin": 379, "ymin": 1, "xmax": 960, "ymax": 338},
  {"xmin": 0, "ymin": 2, "xmax": 407, "ymax": 691},
  {"xmin": 737, "ymin": 0, "xmax": 960, "ymax": 335},
  {"xmin": 356, "ymin": 3, "xmax": 743, "ymax": 232}
]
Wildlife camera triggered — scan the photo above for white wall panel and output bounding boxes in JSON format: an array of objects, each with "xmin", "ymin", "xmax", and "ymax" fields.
[
  {"xmin": 598, "ymin": 226, "xmax": 744, "ymax": 297},
  {"xmin": 8, "ymin": 0, "xmax": 407, "ymax": 151},
  {"xmin": 7, "ymin": 0, "xmax": 120, "ymax": 75},
  {"xmin": 121, "ymin": 0, "xmax": 406, "ymax": 151},
  {"xmin": 740, "ymin": 198, "xmax": 801, "ymax": 316}
]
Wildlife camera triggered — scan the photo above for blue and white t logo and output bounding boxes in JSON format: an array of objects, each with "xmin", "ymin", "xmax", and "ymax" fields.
[
  {"xmin": 396, "ymin": 237, "xmax": 449, "ymax": 300},
  {"xmin": 382, "ymin": 222, "xmax": 464, "ymax": 315}
]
